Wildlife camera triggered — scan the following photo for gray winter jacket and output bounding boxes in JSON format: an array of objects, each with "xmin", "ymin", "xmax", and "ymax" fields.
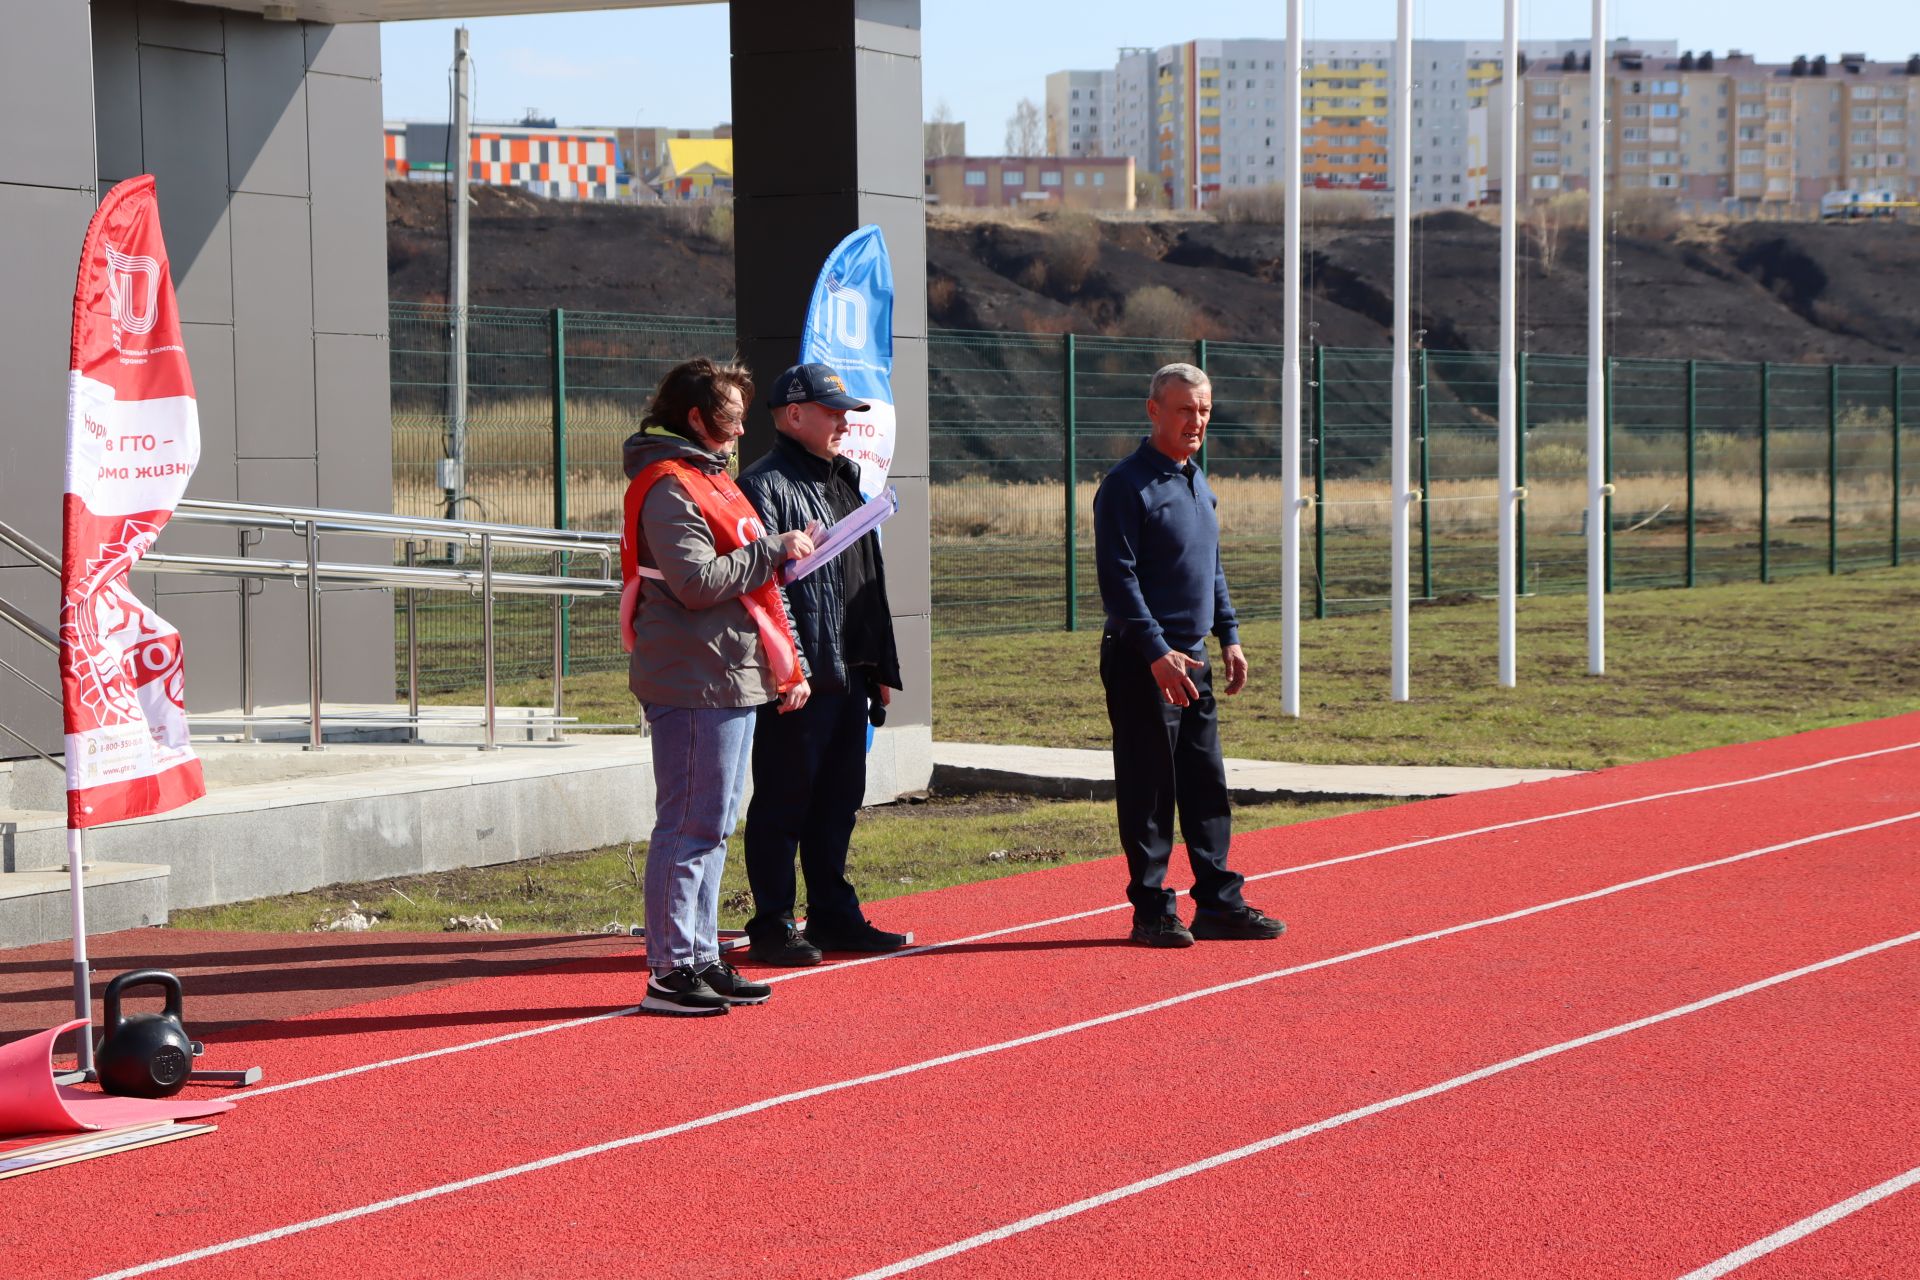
[{"xmin": 622, "ymin": 429, "xmax": 798, "ymax": 709}]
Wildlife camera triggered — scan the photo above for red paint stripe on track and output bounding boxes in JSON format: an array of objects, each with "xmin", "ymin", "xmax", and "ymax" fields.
[{"xmin": 63, "ymin": 811, "xmax": 1920, "ymax": 1279}]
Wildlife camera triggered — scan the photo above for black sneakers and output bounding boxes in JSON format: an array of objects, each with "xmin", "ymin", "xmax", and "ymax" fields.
[
  {"xmin": 747, "ymin": 927, "xmax": 823, "ymax": 968},
  {"xmin": 700, "ymin": 960, "xmax": 772, "ymax": 1005},
  {"xmin": 641, "ymin": 965, "xmax": 732, "ymax": 1016},
  {"xmin": 805, "ymin": 920, "xmax": 909, "ymax": 953},
  {"xmin": 1190, "ymin": 905, "xmax": 1288, "ymax": 941},
  {"xmin": 1129, "ymin": 915, "xmax": 1196, "ymax": 948}
]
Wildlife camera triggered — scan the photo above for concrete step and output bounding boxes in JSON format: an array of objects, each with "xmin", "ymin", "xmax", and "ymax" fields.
[
  {"xmin": 0, "ymin": 862, "xmax": 170, "ymax": 945},
  {"xmin": 0, "ymin": 756, "xmax": 65, "ymax": 812}
]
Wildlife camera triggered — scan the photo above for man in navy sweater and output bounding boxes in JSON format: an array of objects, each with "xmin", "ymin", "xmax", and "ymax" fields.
[{"xmin": 1092, "ymin": 363, "xmax": 1287, "ymax": 949}]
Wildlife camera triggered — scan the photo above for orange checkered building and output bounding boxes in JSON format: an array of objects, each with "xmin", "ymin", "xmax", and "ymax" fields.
[{"xmin": 384, "ymin": 121, "xmax": 619, "ymax": 201}]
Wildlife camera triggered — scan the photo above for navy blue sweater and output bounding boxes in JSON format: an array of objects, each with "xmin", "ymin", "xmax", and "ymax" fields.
[{"xmin": 1093, "ymin": 439, "xmax": 1240, "ymax": 663}]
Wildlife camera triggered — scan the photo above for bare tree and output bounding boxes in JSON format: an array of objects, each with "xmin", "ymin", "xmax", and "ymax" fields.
[
  {"xmin": 1005, "ymin": 98, "xmax": 1043, "ymax": 156},
  {"xmin": 925, "ymin": 99, "xmax": 963, "ymax": 159}
]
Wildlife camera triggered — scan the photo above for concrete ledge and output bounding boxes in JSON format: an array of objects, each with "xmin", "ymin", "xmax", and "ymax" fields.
[
  {"xmin": 0, "ymin": 718, "xmax": 934, "ymax": 941},
  {"xmin": 0, "ymin": 862, "xmax": 169, "ymax": 944},
  {"xmin": 932, "ymin": 742, "xmax": 1581, "ymax": 803}
]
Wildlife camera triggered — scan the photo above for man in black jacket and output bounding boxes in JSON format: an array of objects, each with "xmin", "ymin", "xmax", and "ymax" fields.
[{"xmin": 736, "ymin": 362, "xmax": 907, "ymax": 966}]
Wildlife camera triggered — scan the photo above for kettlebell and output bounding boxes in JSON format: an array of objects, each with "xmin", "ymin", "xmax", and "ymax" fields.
[{"xmin": 97, "ymin": 969, "xmax": 197, "ymax": 1099}]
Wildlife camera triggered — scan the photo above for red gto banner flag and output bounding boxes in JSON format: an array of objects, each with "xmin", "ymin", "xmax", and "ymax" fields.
[{"xmin": 59, "ymin": 176, "xmax": 205, "ymax": 828}]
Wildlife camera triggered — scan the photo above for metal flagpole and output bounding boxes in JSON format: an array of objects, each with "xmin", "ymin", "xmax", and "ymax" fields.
[
  {"xmin": 1497, "ymin": 0, "xmax": 1519, "ymax": 688},
  {"xmin": 1390, "ymin": 0, "xmax": 1413, "ymax": 702},
  {"xmin": 1280, "ymin": 0, "xmax": 1303, "ymax": 717},
  {"xmin": 1587, "ymin": 1, "xmax": 1607, "ymax": 675},
  {"xmin": 447, "ymin": 26, "xmax": 472, "ymax": 534},
  {"xmin": 67, "ymin": 828, "xmax": 95, "ymax": 1081}
]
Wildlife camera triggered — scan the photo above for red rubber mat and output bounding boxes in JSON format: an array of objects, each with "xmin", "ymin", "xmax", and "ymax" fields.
[{"xmin": 0, "ymin": 712, "xmax": 1914, "ymax": 1279}]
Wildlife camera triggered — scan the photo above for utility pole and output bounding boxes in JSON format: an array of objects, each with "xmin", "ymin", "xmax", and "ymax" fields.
[{"xmin": 446, "ymin": 25, "xmax": 471, "ymax": 531}]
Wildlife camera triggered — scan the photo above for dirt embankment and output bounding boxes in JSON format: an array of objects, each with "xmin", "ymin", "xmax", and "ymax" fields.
[{"xmin": 388, "ymin": 183, "xmax": 1920, "ymax": 363}]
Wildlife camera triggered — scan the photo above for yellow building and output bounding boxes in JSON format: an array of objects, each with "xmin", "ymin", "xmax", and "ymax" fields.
[{"xmin": 658, "ymin": 137, "xmax": 733, "ymax": 199}]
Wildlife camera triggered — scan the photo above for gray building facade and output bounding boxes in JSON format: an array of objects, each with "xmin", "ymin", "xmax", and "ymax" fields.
[{"xmin": 3, "ymin": 0, "xmax": 931, "ymax": 789}]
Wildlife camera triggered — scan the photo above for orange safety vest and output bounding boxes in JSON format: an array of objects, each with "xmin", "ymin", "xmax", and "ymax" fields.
[{"xmin": 619, "ymin": 458, "xmax": 804, "ymax": 694}]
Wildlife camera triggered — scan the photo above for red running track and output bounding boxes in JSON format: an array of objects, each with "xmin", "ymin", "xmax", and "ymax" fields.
[{"xmin": 3, "ymin": 713, "xmax": 1917, "ymax": 1280}]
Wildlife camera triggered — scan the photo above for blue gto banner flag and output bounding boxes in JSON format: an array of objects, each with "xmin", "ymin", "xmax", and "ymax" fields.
[{"xmin": 800, "ymin": 224, "xmax": 894, "ymax": 497}]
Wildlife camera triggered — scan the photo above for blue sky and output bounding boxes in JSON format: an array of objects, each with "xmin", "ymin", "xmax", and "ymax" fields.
[{"xmin": 379, "ymin": 1, "xmax": 1913, "ymax": 141}]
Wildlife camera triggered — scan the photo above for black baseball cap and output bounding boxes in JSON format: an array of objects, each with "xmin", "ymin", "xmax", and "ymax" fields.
[{"xmin": 768, "ymin": 362, "xmax": 870, "ymax": 412}]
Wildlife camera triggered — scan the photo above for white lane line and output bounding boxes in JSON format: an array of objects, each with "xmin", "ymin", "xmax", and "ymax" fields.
[
  {"xmin": 235, "ymin": 736, "xmax": 1920, "ymax": 1099},
  {"xmin": 847, "ymin": 930, "xmax": 1920, "ymax": 1280},
  {"xmin": 1675, "ymin": 1165, "xmax": 1920, "ymax": 1280},
  {"xmin": 93, "ymin": 811, "xmax": 1920, "ymax": 1280}
]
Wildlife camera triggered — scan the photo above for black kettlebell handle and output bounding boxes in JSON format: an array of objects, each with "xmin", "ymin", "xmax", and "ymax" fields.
[{"xmin": 103, "ymin": 969, "xmax": 184, "ymax": 1031}]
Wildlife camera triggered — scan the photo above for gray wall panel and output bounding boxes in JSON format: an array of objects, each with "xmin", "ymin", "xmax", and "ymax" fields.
[
  {"xmin": 882, "ymin": 475, "xmax": 930, "ymax": 617},
  {"xmin": 308, "ymin": 72, "xmax": 387, "ymax": 337},
  {"xmin": 160, "ymin": 588, "xmax": 244, "ymax": 712},
  {"xmin": 91, "ymin": 0, "xmax": 143, "ymax": 183},
  {"xmin": 136, "ymin": 0, "xmax": 223, "ymax": 54},
  {"xmin": 0, "ymin": 0, "xmax": 97, "ymax": 189},
  {"xmin": 226, "ymin": 21, "xmax": 311, "ymax": 198},
  {"xmin": 886, "ymin": 337, "xmax": 927, "ymax": 477},
  {"xmin": 887, "ymin": 611, "xmax": 931, "ymax": 727},
  {"xmin": 303, "ymin": 21, "xmax": 376, "ymax": 78},
  {"xmin": 856, "ymin": 193, "xmax": 926, "ymax": 339},
  {"xmin": 179, "ymin": 322, "xmax": 239, "ymax": 504},
  {"xmin": 231, "ymin": 193, "xmax": 318, "ymax": 457},
  {"xmin": 0, "ymin": 185, "xmax": 97, "ymax": 553},
  {"xmin": 139, "ymin": 45, "xmax": 233, "ymax": 326},
  {"xmin": 854, "ymin": 54, "xmax": 926, "ymax": 200},
  {"xmin": 315, "ymin": 334, "xmax": 392, "ymax": 513},
  {"xmin": 321, "ymin": 591, "xmax": 395, "ymax": 705}
]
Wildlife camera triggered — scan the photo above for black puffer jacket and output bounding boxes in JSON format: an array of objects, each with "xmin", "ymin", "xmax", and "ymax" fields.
[{"xmin": 737, "ymin": 434, "xmax": 902, "ymax": 697}]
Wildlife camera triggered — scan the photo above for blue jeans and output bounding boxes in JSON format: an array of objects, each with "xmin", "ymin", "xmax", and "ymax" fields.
[{"xmin": 642, "ymin": 703, "xmax": 756, "ymax": 974}]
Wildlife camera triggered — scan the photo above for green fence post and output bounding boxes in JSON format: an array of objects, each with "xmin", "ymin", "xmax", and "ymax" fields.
[
  {"xmin": 1313, "ymin": 344, "xmax": 1327, "ymax": 619},
  {"xmin": 1828, "ymin": 363, "xmax": 1840, "ymax": 575},
  {"xmin": 550, "ymin": 307, "xmax": 570, "ymax": 675},
  {"xmin": 1604, "ymin": 356, "xmax": 1615, "ymax": 594},
  {"xmin": 1063, "ymin": 332, "xmax": 1078, "ymax": 633},
  {"xmin": 1685, "ymin": 359, "xmax": 1697, "ymax": 588},
  {"xmin": 1193, "ymin": 337, "xmax": 1209, "ymax": 473},
  {"xmin": 1516, "ymin": 351, "xmax": 1529, "ymax": 596},
  {"xmin": 1759, "ymin": 360, "xmax": 1771, "ymax": 584},
  {"xmin": 1895, "ymin": 365, "xmax": 1904, "ymax": 569},
  {"xmin": 1417, "ymin": 346, "xmax": 1432, "ymax": 601}
]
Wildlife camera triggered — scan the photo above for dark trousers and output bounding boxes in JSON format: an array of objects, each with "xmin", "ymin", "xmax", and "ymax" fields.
[
  {"xmin": 743, "ymin": 689, "xmax": 869, "ymax": 941},
  {"xmin": 1101, "ymin": 636, "xmax": 1247, "ymax": 924}
]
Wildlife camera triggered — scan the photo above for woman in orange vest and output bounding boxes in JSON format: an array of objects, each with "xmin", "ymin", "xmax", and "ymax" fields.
[{"xmin": 619, "ymin": 357, "xmax": 815, "ymax": 1016}]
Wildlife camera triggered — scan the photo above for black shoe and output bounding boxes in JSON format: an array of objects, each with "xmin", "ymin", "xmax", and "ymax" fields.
[
  {"xmin": 1129, "ymin": 915, "xmax": 1196, "ymax": 948},
  {"xmin": 805, "ymin": 920, "xmax": 909, "ymax": 953},
  {"xmin": 699, "ymin": 960, "xmax": 772, "ymax": 1005},
  {"xmin": 747, "ymin": 927, "xmax": 823, "ymax": 968},
  {"xmin": 1190, "ymin": 905, "xmax": 1287, "ymax": 941},
  {"xmin": 641, "ymin": 965, "xmax": 730, "ymax": 1016}
]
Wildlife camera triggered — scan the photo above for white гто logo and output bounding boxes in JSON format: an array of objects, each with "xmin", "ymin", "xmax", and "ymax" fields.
[
  {"xmin": 821, "ymin": 274, "xmax": 868, "ymax": 351},
  {"xmin": 105, "ymin": 245, "xmax": 160, "ymax": 338}
]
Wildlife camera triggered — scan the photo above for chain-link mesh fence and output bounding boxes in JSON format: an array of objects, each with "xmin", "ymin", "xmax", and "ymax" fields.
[{"xmin": 390, "ymin": 303, "xmax": 1920, "ymax": 693}]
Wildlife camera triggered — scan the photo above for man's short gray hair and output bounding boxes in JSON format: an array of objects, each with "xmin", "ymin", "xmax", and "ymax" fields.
[{"xmin": 1149, "ymin": 362, "xmax": 1211, "ymax": 403}]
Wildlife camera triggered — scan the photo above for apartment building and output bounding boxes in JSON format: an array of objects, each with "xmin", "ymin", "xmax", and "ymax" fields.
[
  {"xmin": 1045, "ymin": 69, "xmax": 1116, "ymax": 156},
  {"xmin": 1057, "ymin": 37, "xmax": 1669, "ymax": 210},
  {"xmin": 1496, "ymin": 50, "xmax": 1920, "ymax": 212}
]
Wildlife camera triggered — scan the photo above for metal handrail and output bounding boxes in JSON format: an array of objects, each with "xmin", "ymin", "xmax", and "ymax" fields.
[
  {"xmin": 0, "ymin": 518, "xmax": 59, "ymax": 575},
  {"xmin": 1, "ymin": 500, "xmax": 620, "ymax": 754},
  {"xmin": 175, "ymin": 499, "xmax": 618, "ymax": 555}
]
